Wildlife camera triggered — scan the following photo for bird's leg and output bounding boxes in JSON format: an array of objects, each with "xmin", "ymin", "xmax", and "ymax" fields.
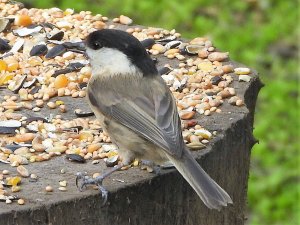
[
  {"xmin": 140, "ymin": 160, "xmax": 161, "ymax": 175},
  {"xmin": 76, "ymin": 164, "xmax": 123, "ymax": 206}
]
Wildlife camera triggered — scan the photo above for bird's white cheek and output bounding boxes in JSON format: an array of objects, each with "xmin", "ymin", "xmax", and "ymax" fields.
[{"xmin": 86, "ymin": 47, "xmax": 137, "ymax": 77}]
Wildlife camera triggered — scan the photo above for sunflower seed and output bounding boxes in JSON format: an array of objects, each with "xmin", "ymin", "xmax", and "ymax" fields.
[
  {"xmin": 165, "ymin": 40, "xmax": 182, "ymax": 50},
  {"xmin": 30, "ymin": 44, "xmax": 48, "ymax": 56},
  {"xmin": 9, "ymin": 75, "xmax": 27, "ymax": 93},
  {"xmin": 74, "ymin": 109, "xmax": 94, "ymax": 117},
  {"xmin": 0, "ymin": 38, "xmax": 11, "ymax": 53},
  {"xmin": 45, "ymin": 44, "xmax": 66, "ymax": 59},
  {"xmin": 65, "ymin": 154, "xmax": 85, "ymax": 163},
  {"xmin": 140, "ymin": 38, "xmax": 155, "ymax": 49},
  {"xmin": 47, "ymin": 31, "xmax": 64, "ymax": 41}
]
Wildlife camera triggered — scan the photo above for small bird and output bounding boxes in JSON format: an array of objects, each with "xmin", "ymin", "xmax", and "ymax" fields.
[{"xmin": 78, "ymin": 29, "xmax": 232, "ymax": 210}]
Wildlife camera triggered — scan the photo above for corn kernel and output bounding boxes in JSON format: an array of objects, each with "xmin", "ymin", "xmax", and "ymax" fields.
[
  {"xmin": 0, "ymin": 74, "xmax": 14, "ymax": 85},
  {"xmin": 14, "ymin": 15, "xmax": 32, "ymax": 27},
  {"xmin": 0, "ymin": 60, "xmax": 8, "ymax": 71},
  {"xmin": 54, "ymin": 74, "xmax": 69, "ymax": 89},
  {"xmin": 7, "ymin": 62, "xmax": 19, "ymax": 72},
  {"xmin": 6, "ymin": 176, "xmax": 21, "ymax": 186}
]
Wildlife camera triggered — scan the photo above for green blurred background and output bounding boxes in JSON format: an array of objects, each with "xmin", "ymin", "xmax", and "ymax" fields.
[{"xmin": 19, "ymin": 0, "xmax": 299, "ymax": 224}]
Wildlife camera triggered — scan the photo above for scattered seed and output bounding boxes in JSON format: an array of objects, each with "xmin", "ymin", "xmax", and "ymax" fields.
[
  {"xmin": 30, "ymin": 174, "xmax": 38, "ymax": 179},
  {"xmin": 14, "ymin": 15, "xmax": 32, "ymax": 27},
  {"xmin": 119, "ymin": 15, "xmax": 133, "ymax": 25},
  {"xmin": 106, "ymin": 155, "xmax": 119, "ymax": 167},
  {"xmin": 17, "ymin": 198, "xmax": 25, "ymax": 205},
  {"xmin": 45, "ymin": 44, "xmax": 66, "ymax": 59},
  {"xmin": 45, "ymin": 185, "xmax": 53, "ymax": 192},
  {"xmin": 47, "ymin": 101, "xmax": 56, "ymax": 109},
  {"xmin": 74, "ymin": 109, "xmax": 94, "ymax": 117},
  {"xmin": 92, "ymin": 160, "xmax": 100, "ymax": 164},
  {"xmin": 2, "ymin": 170, "xmax": 9, "ymax": 175},
  {"xmin": 65, "ymin": 154, "xmax": 85, "ymax": 163},
  {"xmin": 30, "ymin": 44, "xmax": 48, "ymax": 56},
  {"xmin": 208, "ymin": 52, "xmax": 229, "ymax": 62},
  {"xmin": 93, "ymin": 173, "xmax": 101, "ymax": 179},
  {"xmin": 16, "ymin": 165, "xmax": 29, "ymax": 177},
  {"xmin": 180, "ymin": 111, "xmax": 195, "ymax": 120},
  {"xmin": 58, "ymin": 187, "xmax": 67, "ymax": 192},
  {"xmin": 236, "ymin": 99, "xmax": 244, "ymax": 106},
  {"xmin": 239, "ymin": 75, "xmax": 251, "ymax": 82},
  {"xmin": 59, "ymin": 180, "xmax": 67, "ymax": 187},
  {"xmin": 234, "ymin": 67, "xmax": 251, "ymax": 75},
  {"xmin": 11, "ymin": 185, "xmax": 21, "ymax": 192}
]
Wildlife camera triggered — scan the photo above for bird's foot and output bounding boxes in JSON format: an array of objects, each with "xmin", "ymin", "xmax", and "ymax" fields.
[
  {"xmin": 76, "ymin": 164, "xmax": 123, "ymax": 206},
  {"xmin": 76, "ymin": 172, "xmax": 108, "ymax": 205},
  {"xmin": 140, "ymin": 160, "xmax": 161, "ymax": 175}
]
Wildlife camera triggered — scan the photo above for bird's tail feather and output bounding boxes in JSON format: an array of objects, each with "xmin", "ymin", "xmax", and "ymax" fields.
[{"xmin": 167, "ymin": 150, "xmax": 232, "ymax": 210}]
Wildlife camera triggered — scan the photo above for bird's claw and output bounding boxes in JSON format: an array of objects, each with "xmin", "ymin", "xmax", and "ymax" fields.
[
  {"xmin": 76, "ymin": 172, "xmax": 108, "ymax": 206},
  {"xmin": 76, "ymin": 172, "xmax": 88, "ymax": 191},
  {"xmin": 98, "ymin": 185, "xmax": 108, "ymax": 206},
  {"xmin": 140, "ymin": 160, "xmax": 161, "ymax": 175}
]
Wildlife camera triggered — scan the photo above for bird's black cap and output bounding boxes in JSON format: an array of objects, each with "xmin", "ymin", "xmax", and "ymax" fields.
[{"xmin": 86, "ymin": 29, "xmax": 158, "ymax": 76}]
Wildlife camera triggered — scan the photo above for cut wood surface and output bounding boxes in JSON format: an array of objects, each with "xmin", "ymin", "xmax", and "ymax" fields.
[{"xmin": 0, "ymin": 2, "xmax": 262, "ymax": 225}]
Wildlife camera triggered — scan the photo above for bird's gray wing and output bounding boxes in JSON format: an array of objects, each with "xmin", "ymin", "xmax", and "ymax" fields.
[{"xmin": 88, "ymin": 76, "xmax": 184, "ymax": 157}]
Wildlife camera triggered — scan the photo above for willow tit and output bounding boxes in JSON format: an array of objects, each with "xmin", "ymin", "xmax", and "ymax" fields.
[{"xmin": 81, "ymin": 29, "xmax": 232, "ymax": 210}]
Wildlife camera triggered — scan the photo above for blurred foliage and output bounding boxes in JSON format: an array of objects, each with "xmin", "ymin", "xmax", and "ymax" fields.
[{"xmin": 21, "ymin": 0, "xmax": 299, "ymax": 224}]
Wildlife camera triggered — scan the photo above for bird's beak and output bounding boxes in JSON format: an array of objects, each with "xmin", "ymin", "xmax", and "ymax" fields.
[{"xmin": 67, "ymin": 41, "xmax": 89, "ymax": 59}]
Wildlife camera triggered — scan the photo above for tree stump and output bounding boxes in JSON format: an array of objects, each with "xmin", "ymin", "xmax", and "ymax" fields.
[{"xmin": 0, "ymin": 2, "xmax": 262, "ymax": 225}]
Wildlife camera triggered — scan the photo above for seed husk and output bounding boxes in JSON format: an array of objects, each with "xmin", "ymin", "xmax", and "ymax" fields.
[
  {"xmin": 25, "ymin": 117, "xmax": 47, "ymax": 124},
  {"xmin": 74, "ymin": 109, "xmax": 94, "ymax": 117},
  {"xmin": 30, "ymin": 44, "xmax": 48, "ymax": 56},
  {"xmin": 157, "ymin": 35, "xmax": 177, "ymax": 43},
  {"xmin": 65, "ymin": 154, "xmax": 85, "ymax": 163},
  {"xmin": 13, "ymin": 26, "xmax": 42, "ymax": 37},
  {"xmin": 140, "ymin": 38, "xmax": 155, "ymax": 49},
  {"xmin": 0, "ymin": 38, "xmax": 11, "ymax": 53},
  {"xmin": 158, "ymin": 66, "xmax": 172, "ymax": 75},
  {"xmin": 23, "ymin": 78, "xmax": 38, "ymax": 89},
  {"xmin": 165, "ymin": 40, "xmax": 182, "ymax": 50},
  {"xmin": 45, "ymin": 44, "xmax": 66, "ymax": 59},
  {"xmin": 211, "ymin": 76, "xmax": 222, "ymax": 85},
  {"xmin": 0, "ymin": 18, "xmax": 11, "ymax": 33},
  {"xmin": 47, "ymin": 31, "xmax": 64, "ymax": 41},
  {"xmin": 0, "ymin": 120, "xmax": 22, "ymax": 128},
  {"xmin": 184, "ymin": 44, "xmax": 205, "ymax": 55},
  {"xmin": 0, "ymin": 127, "xmax": 17, "ymax": 134},
  {"xmin": 9, "ymin": 75, "xmax": 27, "ymax": 94},
  {"xmin": 106, "ymin": 155, "xmax": 119, "ymax": 167}
]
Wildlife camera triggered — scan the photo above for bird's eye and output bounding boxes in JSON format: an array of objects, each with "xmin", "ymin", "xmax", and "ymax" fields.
[{"xmin": 93, "ymin": 41, "xmax": 102, "ymax": 49}]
